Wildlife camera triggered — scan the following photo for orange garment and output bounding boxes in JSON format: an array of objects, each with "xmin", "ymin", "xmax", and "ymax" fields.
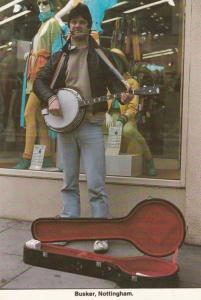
[
  {"xmin": 23, "ymin": 92, "xmax": 51, "ymax": 159},
  {"xmin": 27, "ymin": 49, "xmax": 51, "ymax": 83}
]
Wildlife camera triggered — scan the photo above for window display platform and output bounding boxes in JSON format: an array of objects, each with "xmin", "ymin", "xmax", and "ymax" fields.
[
  {"xmin": 0, "ymin": 151, "xmax": 180, "ymax": 180},
  {"xmin": 80, "ymin": 154, "xmax": 143, "ymax": 177}
]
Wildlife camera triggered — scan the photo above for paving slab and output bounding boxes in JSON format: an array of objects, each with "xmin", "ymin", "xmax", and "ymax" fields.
[
  {"xmin": 0, "ymin": 253, "xmax": 31, "ymax": 288},
  {"xmin": 0, "ymin": 219, "xmax": 19, "ymax": 232},
  {"xmin": 177, "ymin": 281, "xmax": 201, "ymax": 288},
  {"xmin": 0, "ymin": 227, "xmax": 32, "ymax": 255},
  {"xmin": 10, "ymin": 221, "xmax": 32, "ymax": 231},
  {"xmin": 2, "ymin": 265, "xmax": 117, "ymax": 289},
  {"xmin": 177, "ymin": 244, "xmax": 201, "ymax": 286},
  {"xmin": 178, "ymin": 244, "xmax": 201, "ymax": 260},
  {"xmin": 177, "ymin": 261, "xmax": 201, "ymax": 286}
]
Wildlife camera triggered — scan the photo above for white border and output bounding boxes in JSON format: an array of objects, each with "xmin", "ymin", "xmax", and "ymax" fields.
[{"xmin": 0, "ymin": 288, "xmax": 200, "ymax": 300}]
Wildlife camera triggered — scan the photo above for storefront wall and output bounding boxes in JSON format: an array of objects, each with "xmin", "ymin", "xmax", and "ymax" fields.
[
  {"xmin": 0, "ymin": 175, "xmax": 185, "ymax": 220},
  {"xmin": 0, "ymin": 0, "xmax": 201, "ymax": 245},
  {"xmin": 184, "ymin": 0, "xmax": 201, "ymax": 245}
]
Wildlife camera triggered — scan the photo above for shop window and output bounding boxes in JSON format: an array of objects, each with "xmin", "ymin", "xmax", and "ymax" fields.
[
  {"xmin": 0, "ymin": 0, "xmax": 184, "ymax": 181},
  {"xmin": 101, "ymin": 0, "xmax": 184, "ymax": 180}
]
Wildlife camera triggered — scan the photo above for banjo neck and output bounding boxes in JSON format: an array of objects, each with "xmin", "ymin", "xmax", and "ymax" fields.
[
  {"xmin": 79, "ymin": 93, "xmax": 119, "ymax": 107},
  {"xmin": 79, "ymin": 85, "xmax": 160, "ymax": 107}
]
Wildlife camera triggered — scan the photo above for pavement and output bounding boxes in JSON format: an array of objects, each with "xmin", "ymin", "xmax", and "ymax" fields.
[{"xmin": 0, "ymin": 218, "xmax": 201, "ymax": 290}]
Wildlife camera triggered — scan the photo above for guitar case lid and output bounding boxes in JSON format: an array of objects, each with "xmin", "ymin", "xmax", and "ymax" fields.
[{"xmin": 31, "ymin": 198, "xmax": 186, "ymax": 257}]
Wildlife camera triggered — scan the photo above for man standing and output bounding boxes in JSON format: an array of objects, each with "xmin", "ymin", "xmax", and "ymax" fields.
[{"xmin": 33, "ymin": 3, "xmax": 132, "ymax": 253}]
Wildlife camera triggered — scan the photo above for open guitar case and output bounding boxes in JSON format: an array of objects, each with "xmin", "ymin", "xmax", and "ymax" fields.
[{"xmin": 23, "ymin": 198, "xmax": 186, "ymax": 288}]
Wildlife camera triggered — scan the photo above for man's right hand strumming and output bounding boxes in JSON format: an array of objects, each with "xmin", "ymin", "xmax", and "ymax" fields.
[{"xmin": 48, "ymin": 96, "xmax": 62, "ymax": 116}]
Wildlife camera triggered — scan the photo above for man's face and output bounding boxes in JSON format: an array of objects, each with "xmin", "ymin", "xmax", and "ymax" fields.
[
  {"xmin": 37, "ymin": 0, "xmax": 51, "ymax": 13},
  {"xmin": 69, "ymin": 17, "xmax": 90, "ymax": 39}
]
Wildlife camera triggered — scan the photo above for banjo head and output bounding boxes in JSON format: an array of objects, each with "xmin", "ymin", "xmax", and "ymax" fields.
[{"xmin": 43, "ymin": 88, "xmax": 85, "ymax": 133}]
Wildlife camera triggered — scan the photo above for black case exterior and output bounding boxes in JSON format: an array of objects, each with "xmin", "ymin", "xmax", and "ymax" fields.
[{"xmin": 23, "ymin": 246, "xmax": 179, "ymax": 288}]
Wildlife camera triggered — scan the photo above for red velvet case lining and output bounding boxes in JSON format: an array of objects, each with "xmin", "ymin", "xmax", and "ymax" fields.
[{"xmin": 32, "ymin": 198, "xmax": 186, "ymax": 257}]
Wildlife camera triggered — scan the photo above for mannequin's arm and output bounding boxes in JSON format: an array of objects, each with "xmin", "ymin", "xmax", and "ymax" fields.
[{"xmin": 55, "ymin": 0, "xmax": 82, "ymax": 19}]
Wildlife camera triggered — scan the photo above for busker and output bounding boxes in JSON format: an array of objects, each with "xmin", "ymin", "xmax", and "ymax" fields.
[{"xmin": 33, "ymin": 3, "xmax": 133, "ymax": 253}]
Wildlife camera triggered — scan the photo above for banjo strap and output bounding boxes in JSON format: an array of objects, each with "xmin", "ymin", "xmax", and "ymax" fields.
[
  {"xmin": 50, "ymin": 48, "xmax": 129, "ymax": 90},
  {"xmin": 50, "ymin": 52, "xmax": 66, "ymax": 89},
  {"xmin": 95, "ymin": 48, "xmax": 129, "ymax": 90}
]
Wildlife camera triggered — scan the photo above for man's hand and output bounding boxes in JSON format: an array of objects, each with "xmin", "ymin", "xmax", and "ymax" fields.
[
  {"xmin": 105, "ymin": 112, "xmax": 113, "ymax": 128},
  {"xmin": 48, "ymin": 97, "xmax": 62, "ymax": 116},
  {"xmin": 120, "ymin": 91, "xmax": 133, "ymax": 104}
]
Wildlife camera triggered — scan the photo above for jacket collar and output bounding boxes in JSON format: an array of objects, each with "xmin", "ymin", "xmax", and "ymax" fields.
[{"xmin": 62, "ymin": 35, "xmax": 99, "ymax": 53}]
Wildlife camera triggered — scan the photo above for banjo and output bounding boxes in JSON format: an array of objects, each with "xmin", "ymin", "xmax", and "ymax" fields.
[
  {"xmin": 41, "ymin": 50, "xmax": 159, "ymax": 133},
  {"xmin": 41, "ymin": 85, "xmax": 159, "ymax": 133}
]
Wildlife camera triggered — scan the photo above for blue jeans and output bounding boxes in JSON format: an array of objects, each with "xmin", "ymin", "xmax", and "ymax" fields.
[{"xmin": 58, "ymin": 120, "xmax": 109, "ymax": 218}]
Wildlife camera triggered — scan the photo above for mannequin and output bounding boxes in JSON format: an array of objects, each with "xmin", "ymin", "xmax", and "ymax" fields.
[
  {"xmin": 106, "ymin": 50, "xmax": 157, "ymax": 176},
  {"xmin": 82, "ymin": 0, "xmax": 117, "ymax": 33},
  {"xmin": 15, "ymin": 0, "xmax": 71, "ymax": 169}
]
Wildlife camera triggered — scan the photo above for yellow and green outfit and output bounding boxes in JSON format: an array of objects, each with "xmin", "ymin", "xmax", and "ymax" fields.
[{"xmin": 107, "ymin": 77, "xmax": 156, "ymax": 176}]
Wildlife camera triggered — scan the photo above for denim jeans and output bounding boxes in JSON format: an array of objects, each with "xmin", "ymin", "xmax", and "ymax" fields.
[{"xmin": 58, "ymin": 120, "xmax": 109, "ymax": 218}]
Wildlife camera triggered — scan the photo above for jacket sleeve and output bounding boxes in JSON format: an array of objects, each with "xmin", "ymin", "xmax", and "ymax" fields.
[{"xmin": 33, "ymin": 51, "xmax": 62, "ymax": 105}]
